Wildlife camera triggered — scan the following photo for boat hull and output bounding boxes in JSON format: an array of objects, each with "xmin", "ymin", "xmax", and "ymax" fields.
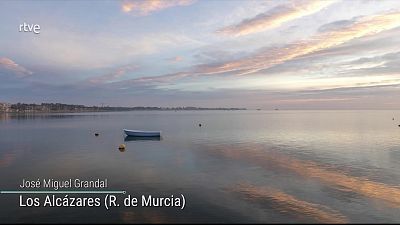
[
  {"xmin": 123, "ymin": 129, "xmax": 161, "ymax": 137},
  {"xmin": 124, "ymin": 136, "xmax": 161, "ymax": 142}
]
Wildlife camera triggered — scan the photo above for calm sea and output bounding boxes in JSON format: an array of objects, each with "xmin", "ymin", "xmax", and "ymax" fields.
[{"xmin": 0, "ymin": 110, "xmax": 399, "ymax": 223}]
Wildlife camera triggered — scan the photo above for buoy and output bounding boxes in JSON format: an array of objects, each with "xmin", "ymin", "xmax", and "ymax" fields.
[
  {"xmin": 95, "ymin": 133, "xmax": 99, "ymax": 136},
  {"xmin": 118, "ymin": 144, "xmax": 126, "ymax": 150},
  {"xmin": 199, "ymin": 123, "xmax": 202, "ymax": 127}
]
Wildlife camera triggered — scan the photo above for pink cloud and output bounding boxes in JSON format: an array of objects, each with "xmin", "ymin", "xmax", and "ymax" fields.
[
  {"xmin": 167, "ymin": 56, "xmax": 183, "ymax": 63},
  {"xmin": 217, "ymin": 1, "xmax": 337, "ymax": 36},
  {"xmin": 89, "ymin": 64, "xmax": 138, "ymax": 84},
  {"xmin": 0, "ymin": 57, "xmax": 33, "ymax": 77},
  {"xmin": 121, "ymin": 0, "xmax": 194, "ymax": 15}
]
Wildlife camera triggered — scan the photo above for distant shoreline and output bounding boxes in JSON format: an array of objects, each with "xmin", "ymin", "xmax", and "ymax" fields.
[
  {"xmin": 0, "ymin": 103, "xmax": 247, "ymax": 113},
  {"xmin": 0, "ymin": 109, "xmax": 247, "ymax": 114}
]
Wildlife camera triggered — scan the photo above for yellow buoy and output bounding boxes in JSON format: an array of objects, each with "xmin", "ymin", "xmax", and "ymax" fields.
[{"xmin": 118, "ymin": 144, "xmax": 126, "ymax": 150}]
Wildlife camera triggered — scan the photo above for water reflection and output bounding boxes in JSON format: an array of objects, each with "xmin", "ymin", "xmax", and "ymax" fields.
[
  {"xmin": 1, "ymin": 110, "xmax": 400, "ymax": 223},
  {"xmin": 0, "ymin": 152, "xmax": 16, "ymax": 168},
  {"xmin": 0, "ymin": 113, "xmax": 10, "ymax": 122},
  {"xmin": 124, "ymin": 136, "xmax": 162, "ymax": 142},
  {"xmin": 232, "ymin": 183, "xmax": 348, "ymax": 223},
  {"xmin": 121, "ymin": 210, "xmax": 170, "ymax": 223},
  {"xmin": 209, "ymin": 143, "xmax": 400, "ymax": 207}
]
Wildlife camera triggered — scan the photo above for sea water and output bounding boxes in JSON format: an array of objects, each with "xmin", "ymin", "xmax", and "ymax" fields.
[{"xmin": 0, "ymin": 110, "xmax": 399, "ymax": 223}]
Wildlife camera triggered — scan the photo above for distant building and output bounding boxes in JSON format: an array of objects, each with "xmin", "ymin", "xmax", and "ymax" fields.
[{"xmin": 0, "ymin": 103, "xmax": 11, "ymax": 112}]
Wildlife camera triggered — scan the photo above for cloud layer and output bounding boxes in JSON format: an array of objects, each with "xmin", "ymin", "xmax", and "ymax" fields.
[
  {"xmin": 121, "ymin": 0, "xmax": 194, "ymax": 15},
  {"xmin": 116, "ymin": 10, "xmax": 400, "ymax": 86},
  {"xmin": 217, "ymin": 1, "xmax": 336, "ymax": 36},
  {"xmin": 205, "ymin": 11, "xmax": 400, "ymax": 76},
  {"xmin": 88, "ymin": 64, "xmax": 139, "ymax": 84},
  {"xmin": 1, "ymin": 0, "xmax": 400, "ymax": 108}
]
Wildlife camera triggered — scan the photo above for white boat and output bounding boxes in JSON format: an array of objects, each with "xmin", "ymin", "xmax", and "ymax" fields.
[{"xmin": 123, "ymin": 129, "xmax": 161, "ymax": 137}]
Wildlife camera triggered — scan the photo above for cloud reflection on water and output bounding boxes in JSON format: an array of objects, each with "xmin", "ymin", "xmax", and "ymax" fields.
[
  {"xmin": 0, "ymin": 152, "xmax": 16, "ymax": 168},
  {"xmin": 121, "ymin": 210, "xmax": 170, "ymax": 223},
  {"xmin": 210, "ymin": 144, "xmax": 400, "ymax": 207},
  {"xmin": 232, "ymin": 183, "xmax": 348, "ymax": 223}
]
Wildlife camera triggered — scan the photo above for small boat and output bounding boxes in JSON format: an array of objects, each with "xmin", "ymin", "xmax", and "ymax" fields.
[
  {"xmin": 123, "ymin": 129, "xmax": 161, "ymax": 137},
  {"xmin": 124, "ymin": 136, "xmax": 161, "ymax": 142}
]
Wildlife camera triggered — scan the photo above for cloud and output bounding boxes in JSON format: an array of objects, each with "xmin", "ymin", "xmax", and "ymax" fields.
[
  {"xmin": 166, "ymin": 56, "xmax": 183, "ymax": 63},
  {"xmin": 121, "ymin": 0, "xmax": 194, "ymax": 15},
  {"xmin": 255, "ymin": 29, "xmax": 400, "ymax": 78},
  {"xmin": 216, "ymin": 0, "xmax": 336, "ymax": 36},
  {"xmin": 336, "ymin": 51, "xmax": 400, "ymax": 76},
  {"xmin": 114, "ymin": 10, "xmax": 400, "ymax": 87},
  {"xmin": 317, "ymin": 17, "xmax": 360, "ymax": 33},
  {"xmin": 297, "ymin": 27, "xmax": 400, "ymax": 61},
  {"xmin": 88, "ymin": 64, "xmax": 139, "ymax": 84},
  {"xmin": 0, "ymin": 57, "xmax": 33, "ymax": 77},
  {"xmin": 24, "ymin": 28, "xmax": 204, "ymax": 70},
  {"xmin": 204, "ymin": 10, "xmax": 400, "ymax": 76}
]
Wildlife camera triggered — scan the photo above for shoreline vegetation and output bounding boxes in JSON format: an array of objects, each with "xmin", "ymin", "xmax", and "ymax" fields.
[{"xmin": 0, "ymin": 102, "xmax": 246, "ymax": 113}]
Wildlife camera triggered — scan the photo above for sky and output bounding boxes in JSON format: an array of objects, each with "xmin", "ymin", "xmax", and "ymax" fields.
[{"xmin": 1, "ymin": 0, "xmax": 400, "ymax": 109}]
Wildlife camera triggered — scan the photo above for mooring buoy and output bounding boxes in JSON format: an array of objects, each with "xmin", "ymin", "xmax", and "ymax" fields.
[{"xmin": 118, "ymin": 144, "xmax": 126, "ymax": 150}]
